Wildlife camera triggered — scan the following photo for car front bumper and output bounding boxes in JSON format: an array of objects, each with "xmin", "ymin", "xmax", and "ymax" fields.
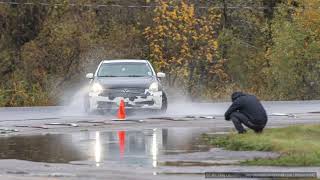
[{"xmin": 88, "ymin": 90, "xmax": 163, "ymax": 111}]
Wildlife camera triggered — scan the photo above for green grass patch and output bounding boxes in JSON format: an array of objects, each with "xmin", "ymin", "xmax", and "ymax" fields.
[{"xmin": 203, "ymin": 124, "xmax": 320, "ymax": 166}]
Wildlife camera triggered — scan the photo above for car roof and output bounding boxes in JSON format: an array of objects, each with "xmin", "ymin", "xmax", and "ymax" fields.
[{"xmin": 101, "ymin": 59, "xmax": 149, "ymax": 63}]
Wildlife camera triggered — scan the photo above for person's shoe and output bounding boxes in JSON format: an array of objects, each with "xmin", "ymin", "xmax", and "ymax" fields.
[
  {"xmin": 238, "ymin": 129, "xmax": 247, "ymax": 134},
  {"xmin": 254, "ymin": 129, "xmax": 263, "ymax": 134}
]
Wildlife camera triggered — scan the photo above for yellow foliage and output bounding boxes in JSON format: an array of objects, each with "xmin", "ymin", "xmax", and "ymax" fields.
[
  {"xmin": 145, "ymin": 0, "xmax": 226, "ymax": 91},
  {"xmin": 294, "ymin": 0, "xmax": 320, "ymax": 36}
]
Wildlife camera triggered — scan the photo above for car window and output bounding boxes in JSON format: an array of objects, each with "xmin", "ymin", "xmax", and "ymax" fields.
[{"xmin": 97, "ymin": 62, "xmax": 153, "ymax": 77}]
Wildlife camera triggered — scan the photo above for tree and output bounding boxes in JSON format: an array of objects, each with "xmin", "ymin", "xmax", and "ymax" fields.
[
  {"xmin": 267, "ymin": 0, "xmax": 320, "ymax": 99},
  {"xmin": 145, "ymin": 0, "xmax": 227, "ymax": 97}
]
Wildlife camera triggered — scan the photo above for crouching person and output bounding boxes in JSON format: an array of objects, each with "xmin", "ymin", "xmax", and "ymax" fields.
[{"xmin": 225, "ymin": 92, "xmax": 268, "ymax": 134}]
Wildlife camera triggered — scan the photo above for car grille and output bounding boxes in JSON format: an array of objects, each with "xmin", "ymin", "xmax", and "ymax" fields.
[{"xmin": 99, "ymin": 88, "xmax": 146, "ymax": 98}]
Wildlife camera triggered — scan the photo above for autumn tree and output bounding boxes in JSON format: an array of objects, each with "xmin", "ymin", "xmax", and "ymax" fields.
[
  {"xmin": 266, "ymin": 0, "xmax": 320, "ymax": 99},
  {"xmin": 1, "ymin": 0, "xmax": 320, "ymax": 106},
  {"xmin": 145, "ymin": 1, "xmax": 227, "ymax": 97},
  {"xmin": 0, "ymin": 0, "xmax": 150, "ymax": 105}
]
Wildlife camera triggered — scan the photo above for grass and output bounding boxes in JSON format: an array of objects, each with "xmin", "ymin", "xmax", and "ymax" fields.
[{"xmin": 203, "ymin": 124, "xmax": 320, "ymax": 166}]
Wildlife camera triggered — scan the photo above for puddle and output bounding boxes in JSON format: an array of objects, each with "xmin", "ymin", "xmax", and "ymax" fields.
[
  {"xmin": 0, "ymin": 134, "xmax": 86, "ymax": 163},
  {"xmin": 0, "ymin": 128, "xmax": 216, "ymax": 167}
]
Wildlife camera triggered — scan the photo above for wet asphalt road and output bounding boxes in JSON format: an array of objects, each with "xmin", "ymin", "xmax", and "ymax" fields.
[
  {"xmin": 0, "ymin": 101, "xmax": 320, "ymax": 179},
  {"xmin": 1, "ymin": 101, "xmax": 320, "ymax": 135}
]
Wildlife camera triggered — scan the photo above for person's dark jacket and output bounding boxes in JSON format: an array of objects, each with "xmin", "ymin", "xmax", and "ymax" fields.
[{"xmin": 224, "ymin": 92, "xmax": 268, "ymax": 125}]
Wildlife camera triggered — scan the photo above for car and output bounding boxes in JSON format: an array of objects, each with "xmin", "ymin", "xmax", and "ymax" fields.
[{"xmin": 84, "ymin": 59, "xmax": 168, "ymax": 114}]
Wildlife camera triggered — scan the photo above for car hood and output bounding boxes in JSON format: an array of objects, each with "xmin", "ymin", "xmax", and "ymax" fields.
[{"xmin": 96, "ymin": 76, "xmax": 156, "ymax": 89}]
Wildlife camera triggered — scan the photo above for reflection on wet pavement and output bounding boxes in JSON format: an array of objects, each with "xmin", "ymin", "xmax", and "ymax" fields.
[
  {"xmin": 0, "ymin": 128, "xmax": 213, "ymax": 167},
  {"xmin": 0, "ymin": 134, "xmax": 86, "ymax": 163}
]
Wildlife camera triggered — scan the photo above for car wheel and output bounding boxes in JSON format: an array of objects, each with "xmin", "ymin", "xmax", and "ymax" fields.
[{"xmin": 160, "ymin": 92, "xmax": 168, "ymax": 113}]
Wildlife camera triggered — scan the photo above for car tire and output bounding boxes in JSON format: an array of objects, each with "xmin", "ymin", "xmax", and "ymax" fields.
[{"xmin": 160, "ymin": 92, "xmax": 168, "ymax": 113}]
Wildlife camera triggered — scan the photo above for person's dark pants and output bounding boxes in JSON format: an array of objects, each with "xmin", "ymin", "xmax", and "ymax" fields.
[{"xmin": 230, "ymin": 112, "xmax": 265, "ymax": 133}]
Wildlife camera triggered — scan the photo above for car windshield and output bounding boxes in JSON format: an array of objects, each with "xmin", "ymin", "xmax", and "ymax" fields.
[{"xmin": 97, "ymin": 62, "xmax": 153, "ymax": 77}]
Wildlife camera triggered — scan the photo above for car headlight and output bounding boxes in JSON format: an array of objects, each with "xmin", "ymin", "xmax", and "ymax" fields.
[
  {"xmin": 149, "ymin": 82, "xmax": 159, "ymax": 92},
  {"xmin": 91, "ymin": 83, "xmax": 103, "ymax": 94}
]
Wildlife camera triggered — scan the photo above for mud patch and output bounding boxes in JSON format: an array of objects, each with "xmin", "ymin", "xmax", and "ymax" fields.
[{"xmin": 159, "ymin": 160, "xmax": 238, "ymax": 166}]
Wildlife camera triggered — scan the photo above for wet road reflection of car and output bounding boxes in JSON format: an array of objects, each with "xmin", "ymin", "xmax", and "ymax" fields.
[{"xmin": 0, "ymin": 128, "xmax": 212, "ymax": 167}]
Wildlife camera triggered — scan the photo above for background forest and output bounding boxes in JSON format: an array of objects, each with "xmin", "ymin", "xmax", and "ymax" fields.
[{"xmin": 0, "ymin": 0, "xmax": 319, "ymax": 106}]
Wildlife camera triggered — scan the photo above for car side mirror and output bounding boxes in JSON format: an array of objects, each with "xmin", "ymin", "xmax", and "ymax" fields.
[
  {"xmin": 86, "ymin": 73, "xmax": 94, "ymax": 79},
  {"xmin": 157, "ymin": 72, "xmax": 166, "ymax": 78}
]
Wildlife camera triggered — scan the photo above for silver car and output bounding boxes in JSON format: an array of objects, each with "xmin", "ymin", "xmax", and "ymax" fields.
[{"xmin": 84, "ymin": 59, "xmax": 168, "ymax": 114}]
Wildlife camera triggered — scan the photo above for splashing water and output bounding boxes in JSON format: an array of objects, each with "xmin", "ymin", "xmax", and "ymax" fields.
[{"xmin": 61, "ymin": 86, "xmax": 89, "ymax": 116}]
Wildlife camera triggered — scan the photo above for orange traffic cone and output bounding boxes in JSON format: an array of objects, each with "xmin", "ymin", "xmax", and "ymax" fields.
[{"xmin": 117, "ymin": 99, "xmax": 126, "ymax": 120}]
